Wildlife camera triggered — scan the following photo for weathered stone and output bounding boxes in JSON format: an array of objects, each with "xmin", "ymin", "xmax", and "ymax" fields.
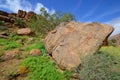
[
  {"xmin": 29, "ymin": 49, "xmax": 42, "ymax": 56},
  {"xmin": 21, "ymin": 11, "xmax": 26, "ymax": 18},
  {"xmin": 0, "ymin": 15, "xmax": 10, "ymax": 22},
  {"xmin": 8, "ymin": 13, "xmax": 17, "ymax": 18},
  {"xmin": 28, "ymin": 37, "xmax": 33, "ymax": 42},
  {"xmin": 25, "ymin": 11, "xmax": 36, "ymax": 20},
  {"xmin": 17, "ymin": 10, "xmax": 23, "ymax": 17},
  {"xmin": 45, "ymin": 21, "xmax": 114, "ymax": 70},
  {"xmin": 3, "ymin": 22, "xmax": 12, "ymax": 27},
  {"xmin": 4, "ymin": 49, "xmax": 19, "ymax": 60},
  {"xmin": 17, "ymin": 28, "xmax": 31, "ymax": 35},
  {"xmin": 0, "ymin": 10, "xmax": 9, "ymax": 16}
]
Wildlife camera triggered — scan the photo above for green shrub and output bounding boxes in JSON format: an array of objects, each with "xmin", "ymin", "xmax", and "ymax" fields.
[
  {"xmin": 108, "ymin": 41, "xmax": 116, "ymax": 47},
  {"xmin": 21, "ymin": 55, "xmax": 70, "ymax": 80},
  {"xmin": 27, "ymin": 15, "xmax": 53, "ymax": 36},
  {"xmin": 4, "ymin": 41, "xmax": 22, "ymax": 50},
  {"xmin": 0, "ymin": 37, "xmax": 23, "ymax": 50},
  {"xmin": 14, "ymin": 18, "xmax": 26, "ymax": 27},
  {"xmin": 0, "ymin": 38, "xmax": 8, "ymax": 46},
  {"xmin": 111, "ymin": 39, "xmax": 117, "ymax": 43},
  {"xmin": 26, "ymin": 42, "xmax": 47, "ymax": 54},
  {"xmin": 79, "ymin": 46, "xmax": 120, "ymax": 80},
  {"xmin": 11, "ymin": 35, "xmax": 29, "ymax": 41}
]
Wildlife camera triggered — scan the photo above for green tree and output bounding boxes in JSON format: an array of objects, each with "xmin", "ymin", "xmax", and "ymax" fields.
[
  {"xmin": 60, "ymin": 13, "xmax": 75, "ymax": 22},
  {"xmin": 40, "ymin": 7, "xmax": 49, "ymax": 19},
  {"xmin": 27, "ymin": 15, "xmax": 53, "ymax": 36}
]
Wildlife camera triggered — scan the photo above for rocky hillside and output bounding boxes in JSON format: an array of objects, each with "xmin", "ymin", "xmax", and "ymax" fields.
[{"xmin": 109, "ymin": 33, "xmax": 120, "ymax": 46}]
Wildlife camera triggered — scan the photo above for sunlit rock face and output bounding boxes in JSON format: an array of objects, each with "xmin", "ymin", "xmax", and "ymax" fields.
[{"xmin": 45, "ymin": 21, "xmax": 114, "ymax": 70}]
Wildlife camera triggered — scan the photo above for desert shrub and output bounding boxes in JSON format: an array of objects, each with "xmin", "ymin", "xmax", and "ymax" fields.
[
  {"xmin": 111, "ymin": 39, "xmax": 117, "ymax": 43},
  {"xmin": 14, "ymin": 18, "xmax": 26, "ymax": 27},
  {"xmin": 26, "ymin": 42, "xmax": 47, "ymax": 54},
  {"xmin": 27, "ymin": 15, "xmax": 53, "ymax": 36},
  {"xmin": 108, "ymin": 41, "xmax": 117, "ymax": 47},
  {"xmin": 0, "ymin": 20, "xmax": 3, "ymax": 25},
  {"xmin": 21, "ymin": 55, "xmax": 71, "ymax": 80},
  {"xmin": 0, "ymin": 26, "xmax": 8, "ymax": 30},
  {"xmin": 79, "ymin": 46, "xmax": 120, "ymax": 80}
]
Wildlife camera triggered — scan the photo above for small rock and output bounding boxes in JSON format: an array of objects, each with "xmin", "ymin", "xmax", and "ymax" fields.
[
  {"xmin": 29, "ymin": 49, "xmax": 42, "ymax": 56},
  {"xmin": 28, "ymin": 37, "xmax": 33, "ymax": 42},
  {"xmin": 4, "ymin": 49, "xmax": 19, "ymax": 60},
  {"xmin": 17, "ymin": 28, "xmax": 31, "ymax": 35}
]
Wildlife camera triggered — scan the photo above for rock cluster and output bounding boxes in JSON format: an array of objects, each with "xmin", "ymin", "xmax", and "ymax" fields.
[
  {"xmin": 45, "ymin": 21, "xmax": 114, "ymax": 70},
  {"xmin": 0, "ymin": 10, "xmax": 36, "ymax": 28}
]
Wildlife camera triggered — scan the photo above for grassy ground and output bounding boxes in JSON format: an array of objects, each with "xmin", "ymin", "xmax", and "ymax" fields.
[
  {"xmin": 79, "ymin": 46, "xmax": 120, "ymax": 80},
  {"xmin": 0, "ymin": 35, "xmax": 71, "ymax": 80},
  {"xmin": 0, "ymin": 33, "xmax": 120, "ymax": 80}
]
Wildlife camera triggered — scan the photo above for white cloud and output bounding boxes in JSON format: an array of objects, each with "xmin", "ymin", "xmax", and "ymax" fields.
[
  {"xmin": 106, "ymin": 17, "xmax": 120, "ymax": 35},
  {"xmin": 34, "ymin": 3, "xmax": 44, "ymax": 14},
  {"xmin": 0, "ymin": 0, "xmax": 55, "ymax": 15},
  {"xmin": 34, "ymin": 3, "xmax": 55, "ymax": 14}
]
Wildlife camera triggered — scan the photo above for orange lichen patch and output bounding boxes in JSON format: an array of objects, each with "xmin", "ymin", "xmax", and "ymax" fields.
[{"xmin": 16, "ymin": 66, "xmax": 29, "ymax": 75}]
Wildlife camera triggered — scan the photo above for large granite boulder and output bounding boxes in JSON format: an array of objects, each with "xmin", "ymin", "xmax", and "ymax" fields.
[{"xmin": 45, "ymin": 21, "xmax": 114, "ymax": 70}]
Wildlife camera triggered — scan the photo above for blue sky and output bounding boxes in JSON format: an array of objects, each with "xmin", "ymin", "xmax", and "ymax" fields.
[{"xmin": 0, "ymin": 0, "xmax": 120, "ymax": 35}]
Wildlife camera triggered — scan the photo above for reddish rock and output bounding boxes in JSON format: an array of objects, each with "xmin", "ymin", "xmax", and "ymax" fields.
[
  {"xmin": 8, "ymin": 13, "xmax": 17, "ymax": 18},
  {"xmin": 17, "ymin": 10, "xmax": 23, "ymax": 17},
  {"xmin": 29, "ymin": 49, "xmax": 42, "ymax": 56},
  {"xmin": 21, "ymin": 11, "xmax": 26, "ymax": 18},
  {"xmin": 17, "ymin": 28, "xmax": 31, "ymax": 35},
  {"xmin": 45, "ymin": 21, "xmax": 114, "ymax": 70},
  {"xmin": 25, "ymin": 11, "xmax": 36, "ymax": 20}
]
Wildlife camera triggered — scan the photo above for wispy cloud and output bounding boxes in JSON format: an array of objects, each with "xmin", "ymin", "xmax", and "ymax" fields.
[
  {"xmin": 0, "ymin": 0, "xmax": 55, "ymax": 14},
  {"xmin": 93, "ymin": 8, "xmax": 120, "ymax": 21},
  {"xmin": 80, "ymin": 0, "xmax": 103, "ymax": 21},
  {"xmin": 106, "ymin": 17, "xmax": 120, "ymax": 35},
  {"xmin": 73, "ymin": 0, "xmax": 82, "ymax": 12},
  {"xmin": 34, "ymin": 3, "xmax": 55, "ymax": 15}
]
